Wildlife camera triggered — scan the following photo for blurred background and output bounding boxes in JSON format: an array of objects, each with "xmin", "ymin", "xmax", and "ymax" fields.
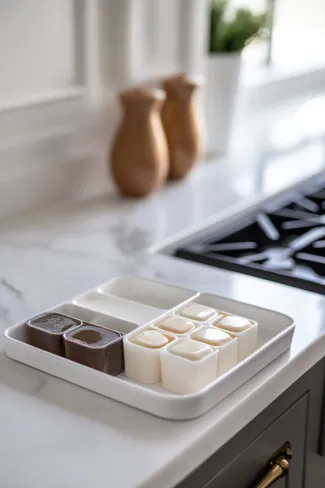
[
  {"xmin": 0, "ymin": 0, "xmax": 324, "ymax": 215},
  {"xmin": 237, "ymin": 0, "xmax": 325, "ymax": 70},
  {"xmin": 1, "ymin": 0, "xmax": 324, "ymax": 100}
]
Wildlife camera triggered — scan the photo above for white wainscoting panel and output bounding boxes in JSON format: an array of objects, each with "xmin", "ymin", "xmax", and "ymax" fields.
[
  {"xmin": 0, "ymin": 0, "xmax": 75, "ymax": 104},
  {"xmin": 128, "ymin": 0, "xmax": 208, "ymax": 83},
  {"xmin": 0, "ymin": 0, "xmax": 209, "ymax": 219}
]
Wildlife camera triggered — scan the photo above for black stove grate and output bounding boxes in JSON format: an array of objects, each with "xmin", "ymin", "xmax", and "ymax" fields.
[{"xmin": 175, "ymin": 184, "xmax": 325, "ymax": 294}]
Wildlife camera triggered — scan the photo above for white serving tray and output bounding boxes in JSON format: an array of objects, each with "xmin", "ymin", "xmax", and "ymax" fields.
[{"xmin": 4, "ymin": 276, "xmax": 295, "ymax": 420}]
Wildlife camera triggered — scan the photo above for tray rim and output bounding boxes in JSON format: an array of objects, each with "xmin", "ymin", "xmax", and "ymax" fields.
[
  {"xmin": 4, "ymin": 303, "xmax": 294, "ymax": 400},
  {"xmin": 3, "ymin": 276, "xmax": 296, "ymax": 419}
]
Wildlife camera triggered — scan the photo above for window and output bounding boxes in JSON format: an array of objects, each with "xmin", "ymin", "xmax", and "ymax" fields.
[
  {"xmin": 224, "ymin": 0, "xmax": 325, "ymax": 109},
  {"xmin": 271, "ymin": 0, "xmax": 325, "ymax": 71},
  {"xmin": 230, "ymin": 0, "xmax": 325, "ymax": 73},
  {"xmin": 229, "ymin": 0, "xmax": 270, "ymax": 66}
]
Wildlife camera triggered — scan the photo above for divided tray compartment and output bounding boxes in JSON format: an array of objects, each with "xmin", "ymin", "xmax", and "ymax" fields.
[
  {"xmin": 3, "ymin": 276, "xmax": 295, "ymax": 420},
  {"xmin": 99, "ymin": 276, "xmax": 196, "ymax": 310},
  {"xmin": 74, "ymin": 276, "xmax": 197, "ymax": 326}
]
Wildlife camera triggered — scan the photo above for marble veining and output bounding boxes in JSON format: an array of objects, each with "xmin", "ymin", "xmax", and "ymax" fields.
[
  {"xmin": 1, "ymin": 95, "xmax": 325, "ymax": 487},
  {"xmin": 0, "ymin": 278, "xmax": 23, "ymax": 300}
]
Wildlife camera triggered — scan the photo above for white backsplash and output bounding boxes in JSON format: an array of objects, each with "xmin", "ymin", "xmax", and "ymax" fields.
[{"xmin": 0, "ymin": 0, "xmax": 209, "ymax": 219}]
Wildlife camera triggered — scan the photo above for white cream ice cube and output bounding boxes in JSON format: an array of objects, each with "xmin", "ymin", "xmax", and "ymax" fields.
[
  {"xmin": 179, "ymin": 303, "xmax": 216, "ymax": 321},
  {"xmin": 133, "ymin": 329, "xmax": 169, "ymax": 348},
  {"xmin": 170, "ymin": 338, "xmax": 211, "ymax": 360},
  {"xmin": 160, "ymin": 338, "xmax": 217, "ymax": 394},
  {"xmin": 213, "ymin": 315, "xmax": 258, "ymax": 360},
  {"xmin": 191, "ymin": 326, "xmax": 237, "ymax": 376},
  {"xmin": 124, "ymin": 328, "xmax": 175, "ymax": 384},
  {"xmin": 158, "ymin": 315, "xmax": 195, "ymax": 334},
  {"xmin": 218, "ymin": 315, "xmax": 252, "ymax": 332}
]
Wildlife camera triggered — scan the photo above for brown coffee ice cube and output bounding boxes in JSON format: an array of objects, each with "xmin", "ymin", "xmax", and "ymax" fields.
[
  {"xmin": 27, "ymin": 312, "xmax": 81, "ymax": 356},
  {"xmin": 64, "ymin": 324, "xmax": 124, "ymax": 376}
]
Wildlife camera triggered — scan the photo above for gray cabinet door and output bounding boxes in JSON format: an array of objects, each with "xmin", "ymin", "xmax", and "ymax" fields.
[
  {"xmin": 204, "ymin": 393, "xmax": 308, "ymax": 488},
  {"xmin": 177, "ymin": 361, "xmax": 325, "ymax": 488}
]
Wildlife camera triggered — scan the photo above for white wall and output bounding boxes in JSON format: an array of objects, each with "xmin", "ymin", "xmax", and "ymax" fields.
[
  {"xmin": 128, "ymin": 0, "xmax": 208, "ymax": 82},
  {"xmin": 0, "ymin": 0, "xmax": 209, "ymax": 219},
  {"xmin": 272, "ymin": 0, "xmax": 325, "ymax": 69},
  {"xmin": 0, "ymin": 0, "xmax": 75, "ymax": 105}
]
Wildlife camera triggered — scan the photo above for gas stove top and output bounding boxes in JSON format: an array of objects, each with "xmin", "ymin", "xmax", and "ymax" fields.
[{"xmin": 175, "ymin": 180, "xmax": 325, "ymax": 294}]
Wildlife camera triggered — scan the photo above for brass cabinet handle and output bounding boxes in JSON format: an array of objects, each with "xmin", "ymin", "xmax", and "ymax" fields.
[{"xmin": 254, "ymin": 444, "xmax": 292, "ymax": 488}]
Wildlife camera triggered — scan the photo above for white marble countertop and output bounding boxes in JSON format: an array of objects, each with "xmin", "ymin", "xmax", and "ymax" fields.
[{"xmin": 2, "ymin": 93, "xmax": 325, "ymax": 488}]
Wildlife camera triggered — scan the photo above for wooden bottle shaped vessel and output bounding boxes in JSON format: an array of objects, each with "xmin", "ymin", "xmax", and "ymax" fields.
[
  {"xmin": 161, "ymin": 74, "xmax": 204, "ymax": 180},
  {"xmin": 110, "ymin": 88, "xmax": 169, "ymax": 197}
]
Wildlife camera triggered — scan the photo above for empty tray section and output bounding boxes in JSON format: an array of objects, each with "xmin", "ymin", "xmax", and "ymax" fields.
[
  {"xmin": 99, "ymin": 276, "xmax": 196, "ymax": 309},
  {"xmin": 74, "ymin": 292, "xmax": 165, "ymax": 325}
]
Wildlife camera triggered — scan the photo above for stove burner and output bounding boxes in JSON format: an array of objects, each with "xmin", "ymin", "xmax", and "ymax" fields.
[{"xmin": 176, "ymin": 183, "xmax": 325, "ymax": 294}]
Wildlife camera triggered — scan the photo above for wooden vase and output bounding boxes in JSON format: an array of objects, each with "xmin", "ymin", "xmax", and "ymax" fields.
[
  {"xmin": 161, "ymin": 74, "xmax": 204, "ymax": 180},
  {"xmin": 110, "ymin": 88, "xmax": 169, "ymax": 197}
]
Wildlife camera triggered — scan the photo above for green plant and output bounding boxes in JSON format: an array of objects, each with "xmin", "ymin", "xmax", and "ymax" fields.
[{"xmin": 209, "ymin": 0, "xmax": 268, "ymax": 53}]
